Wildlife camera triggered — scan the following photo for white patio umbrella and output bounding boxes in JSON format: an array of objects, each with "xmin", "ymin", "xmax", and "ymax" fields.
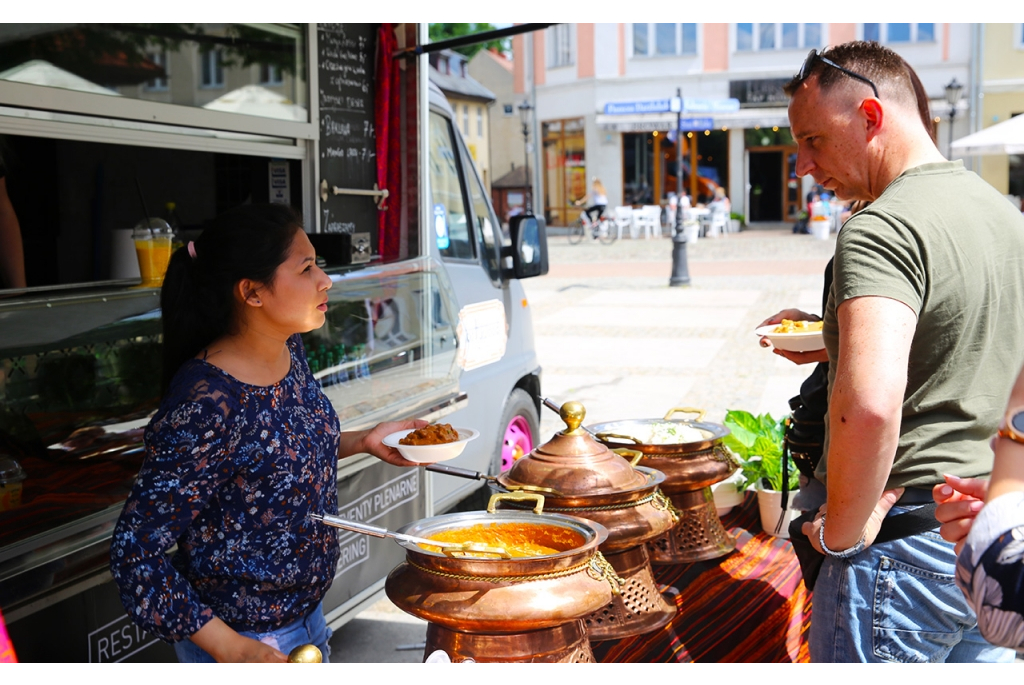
[
  {"xmin": 0, "ymin": 59, "xmax": 120, "ymax": 96},
  {"xmin": 950, "ymin": 113, "xmax": 1024, "ymax": 156},
  {"xmin": 203, "ymin": 84, "xmax": 308, "ymax": 122}
]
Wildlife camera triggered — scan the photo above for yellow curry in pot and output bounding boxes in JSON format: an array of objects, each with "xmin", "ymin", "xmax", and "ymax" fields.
[{"xmin": 419, "ymin": 522, "xmax": 585, "ymax": 558}]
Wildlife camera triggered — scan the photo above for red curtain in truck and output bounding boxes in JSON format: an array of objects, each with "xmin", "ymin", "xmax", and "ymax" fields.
[{"xmin": 375, "ymin": 23, "xmax": 401, "ymax": 262}]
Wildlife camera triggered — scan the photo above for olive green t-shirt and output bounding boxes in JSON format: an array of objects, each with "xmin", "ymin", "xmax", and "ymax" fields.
[{"xmin": 819, "ymin": 161, "xmax": 1024, "ymax": 489}]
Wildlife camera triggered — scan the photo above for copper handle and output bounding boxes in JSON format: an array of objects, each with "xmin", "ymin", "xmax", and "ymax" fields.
[
  {"xmin": 612, "ymin": 448, "xmax": 644, "ymax": 467},
  {"xmin": 488, "ymin": 491, "xmax": 545, "ymax": 514},
  {"xmin": 595, "ymin": 432, "xmax": 642, "ymax": 445},
  {"xmin": 663, "ymin": 406, "xmax": 707, "ymax": 422}
]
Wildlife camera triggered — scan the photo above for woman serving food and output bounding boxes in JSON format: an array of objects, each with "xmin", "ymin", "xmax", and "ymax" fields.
[{"xmin": 109, "ymin": 204, "xmax": 425, "ymax": 663}]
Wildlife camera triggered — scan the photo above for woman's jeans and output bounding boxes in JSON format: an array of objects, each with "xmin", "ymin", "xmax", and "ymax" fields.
[
  {"xmin": 810, "ymin": 507, "xmax": 1014, "ymax": 663},
  {"xmin": 173, "ymin": 602, "xmax": 332, "ymax": 663}
]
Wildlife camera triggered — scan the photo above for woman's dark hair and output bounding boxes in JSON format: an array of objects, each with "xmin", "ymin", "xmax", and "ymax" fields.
[{"xmin": 160, "ymin": 203, "xmax": 303, "ymax": 394}]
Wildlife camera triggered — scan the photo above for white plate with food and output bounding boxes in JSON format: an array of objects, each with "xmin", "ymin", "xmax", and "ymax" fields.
[
  {"xmin": 755, "ymin": 319, "xmax": 825, "ymax": 353},
  {"xmin": 382, "ymin": 424, "xmax": 479, "ymax": 464}
]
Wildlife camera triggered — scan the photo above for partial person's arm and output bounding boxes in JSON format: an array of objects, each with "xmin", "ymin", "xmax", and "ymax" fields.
[
  {"xmin": 802, "ymin": 295, "xmax": 914, "ymax": 551},
  {"xmin": 952, "ymin": 364, "xmax": 1024, "ymax": 648},
  {"xmin": 0, "ymin": 178, "xmax": 26, "ymax": 289}
]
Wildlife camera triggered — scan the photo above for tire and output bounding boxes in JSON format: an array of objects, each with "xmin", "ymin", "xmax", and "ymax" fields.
[
  {"xmin": 567, "ymin": 219, "xmax": 585, "ymax": 244},
  {"xmin": 495, "ymin": 388, "xmax": 540, "ymax": 473},
  {"xmin": 598, "ymin": 221, "xmax": 617, "ymax": 245}
]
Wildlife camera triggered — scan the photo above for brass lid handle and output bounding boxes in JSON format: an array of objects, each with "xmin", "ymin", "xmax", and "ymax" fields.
[
  {"xmin": 612, "ymin": 448, "xmax": 644, "ymax": 467},
  {"xmin": 560, "ymin": 401, "xmax": 586, "ymax": 434},
  {"xmin": 288, "ymin": 644, "xmax": 323, "ymax": 663},
  {"xmin": 663, "ymin": 407, "xmax": 707, "ymax": 422},
  {"xmin": 488, "ymin": 491, "xmax": 546, "ymax": 514}
]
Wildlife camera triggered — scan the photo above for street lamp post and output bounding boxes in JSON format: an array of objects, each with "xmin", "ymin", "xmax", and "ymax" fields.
[
  {"xmin": 944, "ymin": 77, "xmax": 964, "ymax": 159},
  {"xmin": 518, "ymin": 100, "xmax": 533, "ymax": 215},
  {"xmin": 669, "ymin": 87, "xmax": 691, "ymax": 287}
]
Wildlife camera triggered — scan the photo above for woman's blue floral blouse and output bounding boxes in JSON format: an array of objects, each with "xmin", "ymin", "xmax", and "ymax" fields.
[
  {"xmin": 956, "ymin": 491, "xmax": 1024, "ymax": 649},
  {"xmin": 110, "ymin": 335, "xmax": 340, "ymax": 643}
]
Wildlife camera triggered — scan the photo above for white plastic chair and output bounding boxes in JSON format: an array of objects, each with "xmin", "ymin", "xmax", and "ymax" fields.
[
  {"xmin": 703, "ymin": 210, "xmax": 726, "ymax": 238},
  {"xmin": 638, "ymin": 205, "xmax": 661, "ymax": 239},
  {"xmin": 613, "ymin": 206, "xmax": 634, "ymax": 240}
]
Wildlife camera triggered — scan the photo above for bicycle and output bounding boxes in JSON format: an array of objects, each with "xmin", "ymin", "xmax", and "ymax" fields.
[{"xmin": 568, "ymin": 209, "xmax": 617, "ymax": 245}]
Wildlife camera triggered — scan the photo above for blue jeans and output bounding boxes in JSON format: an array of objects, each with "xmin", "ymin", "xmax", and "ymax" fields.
[
  {"xmin": 810, "ymin": 507, "xmax": 1014, "ymax": 663},
  {"xmin": 174, "ymin": 602, "xmax": 332, "ymax": 663}
]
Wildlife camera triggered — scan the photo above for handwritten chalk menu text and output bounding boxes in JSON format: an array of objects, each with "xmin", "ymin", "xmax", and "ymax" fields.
[{"xmin": 318, "ymin": 23, "xmax": 377, "ymax": 244}]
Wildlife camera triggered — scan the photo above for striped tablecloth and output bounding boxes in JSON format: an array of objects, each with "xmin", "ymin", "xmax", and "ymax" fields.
[{"xmin": 592, "ymin": 491, "xmax": 811, "ymax": 663}]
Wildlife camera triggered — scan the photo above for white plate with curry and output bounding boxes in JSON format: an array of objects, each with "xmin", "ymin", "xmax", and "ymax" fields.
[
  {"xmin": 755, "ymin": 320, "xmax": 825, "ymax": 353},
  {"xmin": 383, "ymin": 426, "xmax": 479, "ymax": 463}
]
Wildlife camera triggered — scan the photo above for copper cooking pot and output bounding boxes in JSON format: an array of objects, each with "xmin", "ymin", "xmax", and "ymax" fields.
[
  {"xmin": 587, "ymin": 407, "xmax": 737, "ymax": 495},
  {"xmin": 588, "ymin": 408, "xmax": 740, "ymax": 563},
  {"xmin": 384, "ymin": 492, "xmax": 619, "ymax": 634}
]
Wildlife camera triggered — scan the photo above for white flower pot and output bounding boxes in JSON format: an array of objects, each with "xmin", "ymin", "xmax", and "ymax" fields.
[
  {"xmin": 757, "ymin": 487, "xmax": 799, "ymax": 539},
  {"xmin": 712, "ymin": 470, "xmax": 745, "ymax": 516}
]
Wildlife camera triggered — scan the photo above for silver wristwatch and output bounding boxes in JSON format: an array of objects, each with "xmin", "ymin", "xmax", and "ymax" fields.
[{"xmin": 818, "ymin": 514, "xmax": 866, "ymax": 559}]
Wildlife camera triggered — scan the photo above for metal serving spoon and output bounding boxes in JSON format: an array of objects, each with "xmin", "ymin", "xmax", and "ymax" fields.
[{"xmin": 309, "ymin": 512, "xmax": 511, "ymax": 558}]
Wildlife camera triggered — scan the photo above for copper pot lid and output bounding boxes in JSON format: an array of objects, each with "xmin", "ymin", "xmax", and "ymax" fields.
[
  {"xmin": 588, "ymin": 407, "xmax": 730, "ymax": 455},
  {"xmin": 497, "ymin": 400, "xmax": 648, "ymax": 496}
]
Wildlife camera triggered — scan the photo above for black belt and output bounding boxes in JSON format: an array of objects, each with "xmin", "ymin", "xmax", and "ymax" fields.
[{"xmin": 876, "ymin": 487, "xmax": 938, "ymax": 544}]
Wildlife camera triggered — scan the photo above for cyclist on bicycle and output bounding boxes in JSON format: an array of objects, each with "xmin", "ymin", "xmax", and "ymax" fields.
[{"xmin": 574, "ymin": 178, "xmax": 608, "ymax": 237}]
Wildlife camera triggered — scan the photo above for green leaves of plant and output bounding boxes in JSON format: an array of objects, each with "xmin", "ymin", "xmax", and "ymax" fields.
[{"xmin": 722, "ymin": 409, "xmax": 799, "ymax": 493}]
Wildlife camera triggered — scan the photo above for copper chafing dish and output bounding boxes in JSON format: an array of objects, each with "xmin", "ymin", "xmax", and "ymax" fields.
[
  {"xmin": 477, "ymin": 400, "xmax": 680, "ymax": 642},
  {"xmin": 382, "ymin": 492, "xmax": 621, "ymax": 663},
  {"xmin": 589, "ymin": 407, "xmax": 739, "ymax": 563}
]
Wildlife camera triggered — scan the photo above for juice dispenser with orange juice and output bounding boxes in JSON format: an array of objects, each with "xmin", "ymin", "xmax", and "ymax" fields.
[{"xmin": 132, "ymin": 219, "xmax": 174, "ymax": 287}]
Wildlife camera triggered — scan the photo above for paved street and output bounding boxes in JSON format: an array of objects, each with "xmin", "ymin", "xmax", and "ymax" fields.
[{"xmin": 329, "ymin": 223, "xmax": 836, "ymax": 663}]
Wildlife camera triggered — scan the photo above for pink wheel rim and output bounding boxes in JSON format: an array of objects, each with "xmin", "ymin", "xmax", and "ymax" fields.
[{"xmin": 501, "ymin": 416, "xmax": 533, "ymax": 471}]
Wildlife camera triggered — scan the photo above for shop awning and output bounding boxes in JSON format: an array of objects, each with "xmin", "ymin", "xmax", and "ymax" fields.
[
  {"xmin": 596, "ymin": 107, "xmax": 790, "ymax": 133},
  {"xmin": 951, "ymin": 113, "xmax": 1024, "ymax": 156}
]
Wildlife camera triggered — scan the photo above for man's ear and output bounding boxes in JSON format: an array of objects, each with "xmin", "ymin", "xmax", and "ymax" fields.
[{"xmin": 861, "ymin": 98, "xmax": 884, "ymax": 140}]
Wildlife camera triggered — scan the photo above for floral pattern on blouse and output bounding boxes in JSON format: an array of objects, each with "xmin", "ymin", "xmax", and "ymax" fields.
[
  {"xmin": 956, "ymin": 491, "xmax": 1024, "ymax": 650},
  {"xmin": 110, "ymin": 334, "xmax": 340, "ymax": 643}
]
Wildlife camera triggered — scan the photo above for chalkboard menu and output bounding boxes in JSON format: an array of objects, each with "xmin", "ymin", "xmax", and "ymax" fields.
[{"xmin": 317, "ymin": 23, "xmax": 378, "ymax": 242}]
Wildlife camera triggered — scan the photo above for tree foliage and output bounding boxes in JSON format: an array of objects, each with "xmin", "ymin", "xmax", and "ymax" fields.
[{"xmin": 428, "ymin": 23, "xmax": 509, "ymax": 58}]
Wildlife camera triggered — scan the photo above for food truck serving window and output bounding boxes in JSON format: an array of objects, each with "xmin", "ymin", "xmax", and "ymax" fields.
[{"xmin": 0, "ymin": 24, "xmax": 310, "ymax": 136}]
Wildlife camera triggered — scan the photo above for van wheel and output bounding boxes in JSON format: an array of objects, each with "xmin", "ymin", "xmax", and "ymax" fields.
[{"xmin": 497, "ymin": 389, "xmax": 539, "ymax": 472}]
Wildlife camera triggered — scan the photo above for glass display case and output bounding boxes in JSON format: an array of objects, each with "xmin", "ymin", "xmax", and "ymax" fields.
[{"xmin": 0, "ymin": 256, "xmax": 460, "ymax": 627}]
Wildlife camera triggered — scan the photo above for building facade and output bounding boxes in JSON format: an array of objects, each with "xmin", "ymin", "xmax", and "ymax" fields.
[
  {"xmin": 429, "ymin": 49, "xmax": 496, "ymax": 188},
  {"xmin": 978, "ymin": 23, "xmax": 1024, "ymax": 203},
  {"xmin": 515, "ymin": 23, "xmax": 974, "ymax": 226}
]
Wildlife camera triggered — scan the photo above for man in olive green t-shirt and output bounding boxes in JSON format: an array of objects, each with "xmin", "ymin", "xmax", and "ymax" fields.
[{"xmin": 786, "ymin": 41, "xmax": 1024, "ymax": 663}]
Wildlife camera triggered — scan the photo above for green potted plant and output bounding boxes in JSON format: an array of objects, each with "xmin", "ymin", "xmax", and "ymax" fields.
[
  {"xmin": 721, "ymin": 409, "xmax": 800, "ymax": 538},
  {"xmin": 729, "ymin": 211, "xmax": 744, "ymax": 233}
]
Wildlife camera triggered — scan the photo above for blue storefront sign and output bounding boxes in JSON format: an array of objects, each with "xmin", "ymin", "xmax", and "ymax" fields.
[
  {"xmin": 603, "ymin": 98, "xmax": 740, "ymax": 116},
  {"xmin": 678, "ymin": 117, "xmax": 715, "ymax": 131}
]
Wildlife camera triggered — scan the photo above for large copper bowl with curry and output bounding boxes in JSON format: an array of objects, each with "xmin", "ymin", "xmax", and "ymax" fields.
[{"xmin": 384, "ymin": 493, "xmax": 617, "ymax": 634}]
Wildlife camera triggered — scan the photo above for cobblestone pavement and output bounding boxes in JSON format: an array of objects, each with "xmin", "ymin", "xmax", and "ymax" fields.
[
  {"xmin": 329, "ymin": 224, "xmax": 839, "ymax": 663},
  {"xmin": 528, "ymin": 224, "xmax": 835, "ymax": 438}
]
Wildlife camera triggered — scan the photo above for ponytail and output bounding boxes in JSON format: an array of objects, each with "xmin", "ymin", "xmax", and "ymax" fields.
[{"xmin": 160, "ymin": 203, "xmax": 302, "ymax": 394}]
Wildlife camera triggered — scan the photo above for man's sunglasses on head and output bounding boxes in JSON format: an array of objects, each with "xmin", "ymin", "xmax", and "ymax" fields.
[{"xmin": 796, "ymin": 49, "xmax": 880, "ymax": 99}]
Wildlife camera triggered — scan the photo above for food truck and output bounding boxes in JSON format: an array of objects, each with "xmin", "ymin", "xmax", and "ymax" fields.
[{"xmin": 0, "ymin": 23, "xmax": 548, "ymax": 662}]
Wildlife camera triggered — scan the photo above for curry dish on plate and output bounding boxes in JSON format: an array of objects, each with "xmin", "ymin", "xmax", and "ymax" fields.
[
  {"xmin": 420, "ymin": 522, "xmax": 585, "ymax": 558},
  {"xmin": 772, "ymin": 319, "xmax": 823, "ymax": 334},
  {"xmin": 399, "ymin": 423, "xmax": 460, "ymax": 446}
]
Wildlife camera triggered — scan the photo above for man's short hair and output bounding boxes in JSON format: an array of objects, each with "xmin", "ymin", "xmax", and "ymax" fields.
[{"xmin": 784, "ymin": 41, "xmax": 918, "ymax": 112}]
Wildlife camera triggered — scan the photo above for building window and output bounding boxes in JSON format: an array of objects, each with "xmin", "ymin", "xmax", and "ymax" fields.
[
  {"xmin": 200, "ymin": 48, "xmax": 223, "ymax": 88},
  {"xmin": 782, "ymin": 23, "xmax": 799, "ymax": 50},
  {"xmin": 145, "ymin": 50, "xmax": 168, "ymax": 91},
  {"xmin": 633, "ymin": 23, "xmax": 648, "ymax": 56},
  {"xmin": 548, "ymin": 24, "xmax": 573, "ymax": 68},
  {"xmin": 738, "ymin": 23, "xmax": 821, "ymax": 51},
  {"xmin": 737, "ymin": 23, "xmax": 753, "ymax": 51},
  {"xmin": 681, "ymin": 23, "xmax": 697, "ymax": 54},
  {"xmin": 542, "ymin": 118, "xmax": 586, "ymax": 227},
  {"xmin": 656, "ymin": 23, "xmax": 676, "ymax": 55},
  {"xmin": 462, "ymin": 105, "xmax": 469, "ymax": 135},
  {"xmin": 259, "ymin": 63, "xmax": 283, "ymax": 85},
  {"xmin": 477, "ymin": 106, "xmax": 483, "ymax": 137},
  {"xmin": 503, "ymin": 103, "xmax": 515, "ymax": 116},
  {"xmin": 634, "ymin": 24, "xmax": 698, "ymax": 57},
  {"xmin": 863, "ymin": 23, "xmax": 935, "ymax": 43}
]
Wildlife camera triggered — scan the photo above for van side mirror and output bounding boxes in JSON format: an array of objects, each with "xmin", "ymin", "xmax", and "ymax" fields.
[{"xmin": 504, "ymin": 215, "xmax": 549, "ymax": 280}]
